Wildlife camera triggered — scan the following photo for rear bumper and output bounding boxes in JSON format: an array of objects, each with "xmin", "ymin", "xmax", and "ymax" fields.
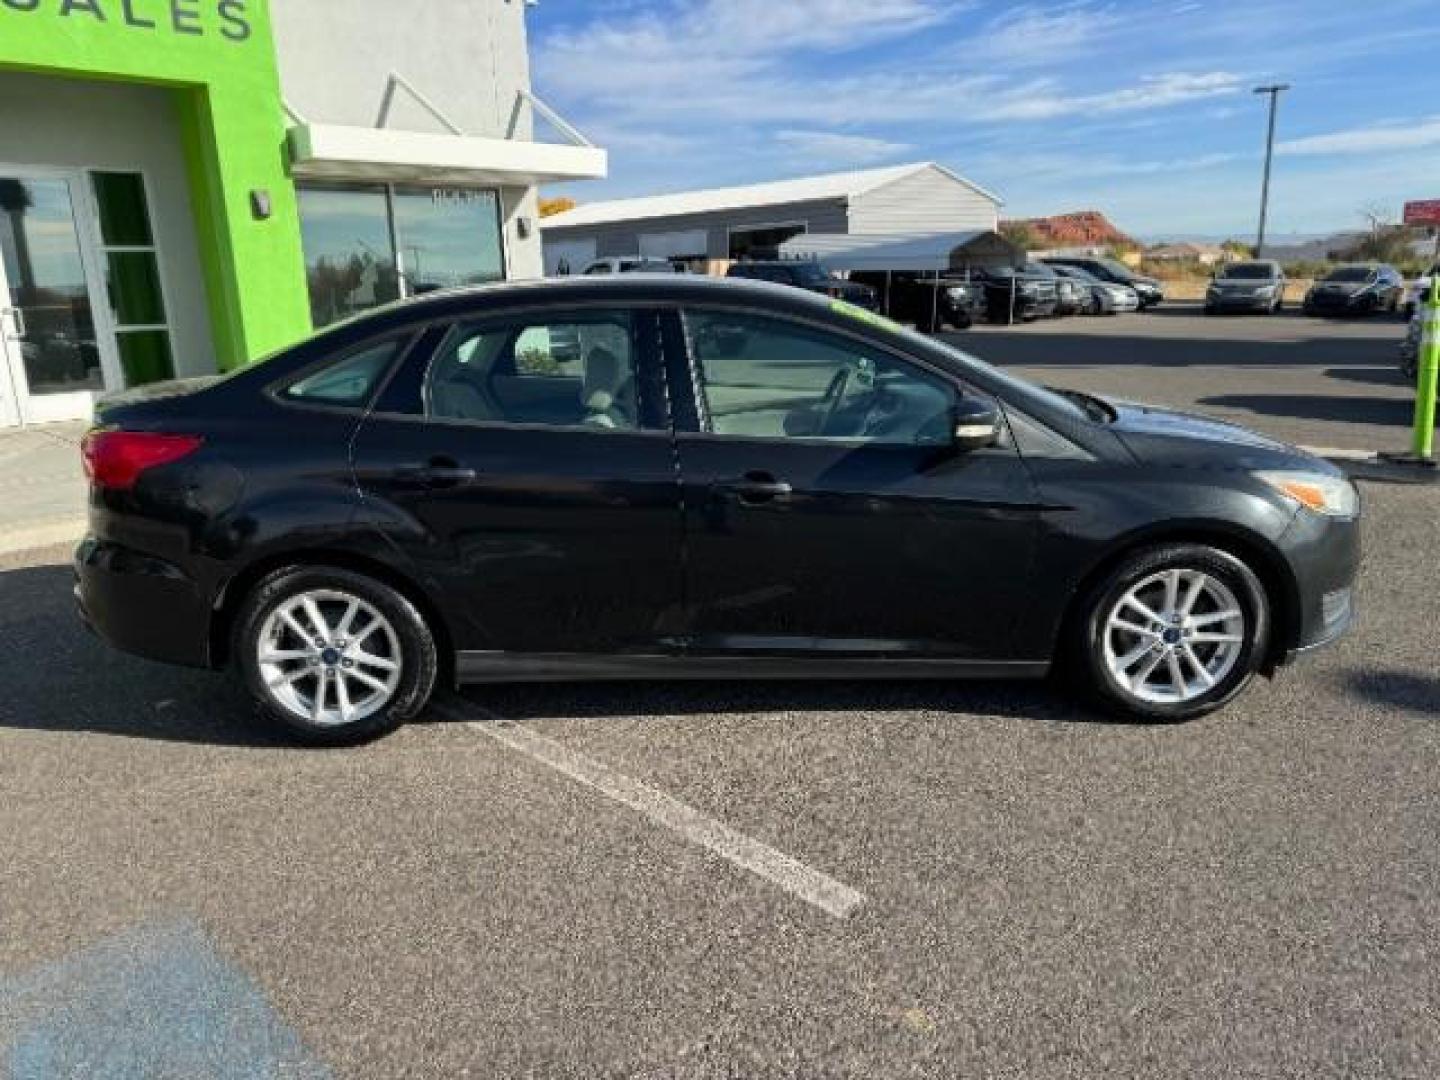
[{"xmin": 74, "ymin": 537, "xmax": 214, "ymax": 669}]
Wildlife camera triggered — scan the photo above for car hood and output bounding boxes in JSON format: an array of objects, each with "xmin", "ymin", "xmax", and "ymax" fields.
[
  {"xmin": 1103, "ymin": 397, "xmax": 1338, "ymax": 473},
  {"xmin": 1128, "ymin": 275, "xmax": 1162, "ymax": 289},
  {"xmin": 1313, "ymin": 280, "xmax": 1368, "ymax": 295}
]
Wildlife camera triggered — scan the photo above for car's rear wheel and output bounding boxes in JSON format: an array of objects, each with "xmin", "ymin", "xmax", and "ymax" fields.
[
  {"xmin": 234, "ymin": 567, "xmax": 438, "ymax": 745},
  {"xmin": 1070, "ymin": 544, "xmax": 1270, "ymax": 722}
]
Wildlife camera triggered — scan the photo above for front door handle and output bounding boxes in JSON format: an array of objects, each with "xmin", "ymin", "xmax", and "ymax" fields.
[
  {"xmin": 715, "ymin": 470, "xmax": 793, "ymax": 504},
  {"xmin": 393, "ymin": 459, "xmax": 478, "ymax": 488}
]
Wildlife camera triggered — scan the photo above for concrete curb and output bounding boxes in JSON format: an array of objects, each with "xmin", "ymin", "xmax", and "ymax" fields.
[
  {"xmin": 0, "ymin": 518, "xmax": 85, "ymax": 558},
  {"xmin": 1299, "ymin": 446, "xmax": 1440, "ymax": 486}
]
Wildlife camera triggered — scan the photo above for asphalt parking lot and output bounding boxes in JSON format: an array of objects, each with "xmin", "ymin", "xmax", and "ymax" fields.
[
  {"xmin": 950, "ymin": 303, "xmax": 1413, "ymax": 454},
  {"xmin": 3, "ymin": 305, "xmax": 1438, "ymax": 1078}
]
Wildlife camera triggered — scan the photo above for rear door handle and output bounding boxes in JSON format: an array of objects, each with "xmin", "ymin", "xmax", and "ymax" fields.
[
  {"xmin": 715, "ymin": 471, "xmax": 793, "ymax": 504},
  {"xmin": 393, "ymin": 459, "xmax": 478, "ymax": 488}
]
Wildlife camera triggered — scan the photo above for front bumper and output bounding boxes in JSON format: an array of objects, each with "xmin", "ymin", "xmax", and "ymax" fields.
[
  {"xmin": 1276, "ymin": 508, "xmax": 1361, "ymax": 665},
  {"xmin": 75, "ymin": 537, "xmax": 214, "ymax": 669},
  {"xmin": 1305, "ymin": 292, "xmax": 1371, "ymax": 314},
  {"xmin": 1207, "ymin": 292, "xmax": 1276, "ymax": 311}
]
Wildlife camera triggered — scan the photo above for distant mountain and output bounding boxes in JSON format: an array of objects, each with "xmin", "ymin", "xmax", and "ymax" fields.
[{"xmin": 1008, "ymin": 211, "xmax": 1138, "ymax": 249}]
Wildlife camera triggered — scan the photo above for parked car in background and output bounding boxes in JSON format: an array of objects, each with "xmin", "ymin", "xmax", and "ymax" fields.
[
  {"xmin": 1403, "ymin": 263, "xmax": 1437, "ymax": 318},
  {"xmin": 850, "ymin": 272, "xmax": 983, "ymax": 331},
  {"xmin": 1040, "ymin": 256, "xmax": 1165, "ymax": 308},
  {"xmin": 1302, "ymin": 264, "xmax": 1405, "ymax": 317},
  {"xmin": 1204, "ymin": 260, "xmax": 1287, "ymax": 315},
  {"xmin": 726, "ymin": 260, "xmax": 878, "ymax": 310},
  {"xmin": 582, "ymin": 256, "xmax": 682, "ymax": 275},
  {"xmin": 968, "ymin": 266, "xmax": 1059, "ymax": 322},
  {"xmin": 1022, "ymin": 262, "xmax": 1085, "ymax": 316},
  {"xmin": 76, "ymin": 275, "xmax": 1359, "ymax": 743},
  {"xmin": 1048, "ymin": 264, "xmax": 1140, "ymax": 314}
]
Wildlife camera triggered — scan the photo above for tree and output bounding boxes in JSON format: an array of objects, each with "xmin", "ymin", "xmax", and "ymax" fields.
[
  {"xmin": 1221, "ymin": 239, "xmax": 1254, "ymax": 260},
  {"xmin": 998, "ymin": 220, "xmax": 1038, "ymax": 251},
  {"xmin": 1343, "ymin": 203, "xmax": 1420, "ymax": 267}
]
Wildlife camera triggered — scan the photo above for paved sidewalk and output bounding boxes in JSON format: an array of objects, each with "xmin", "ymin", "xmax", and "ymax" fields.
[{"xmin": 0, "ymin": 422, "xmax": 87, "ymax": 556}]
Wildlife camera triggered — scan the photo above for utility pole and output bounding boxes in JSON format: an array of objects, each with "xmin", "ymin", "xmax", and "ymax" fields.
[{"xmin": 1253, "ymin": 84, "xmax": 1289, "ymax": 257}]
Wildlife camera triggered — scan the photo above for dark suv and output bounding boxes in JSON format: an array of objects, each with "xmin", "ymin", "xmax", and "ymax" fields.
[
  {"xmin": 727, "ymin": 261, "xmax": 877, "ymax": 309},
  {"xmin": 969, "ymin": 267, "xmax": 1059, "ymax": 322},
  {"xmin": 850, "ymin": 272, "xmax": 984, "ymax": 331},
  {"xmin": 1041, "ymin": 256, "xmax": 1164, "ymax": 309}
]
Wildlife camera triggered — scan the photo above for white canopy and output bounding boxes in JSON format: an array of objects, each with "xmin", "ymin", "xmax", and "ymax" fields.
[{"xmin": 777, "ymin": 230, "xmax": 1023, "ymax": 272}]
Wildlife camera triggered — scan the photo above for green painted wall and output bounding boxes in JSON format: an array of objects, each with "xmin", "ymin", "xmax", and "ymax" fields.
[{"xmin": 0, "ymin": 0, "xmax": 311, "ymax": 370}]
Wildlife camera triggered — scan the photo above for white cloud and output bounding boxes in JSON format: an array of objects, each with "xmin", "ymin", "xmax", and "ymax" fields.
[
  {"xmin": 1278, "ymin": 116, "xmax": 1440, "ymax": 156},
  {"xmin": 975, "ymin": 2, "xmax": 1123, "ymax": 65},
  {"xmin": 772, "ymin": 130, "xmax": 913, "ymax": 165}
]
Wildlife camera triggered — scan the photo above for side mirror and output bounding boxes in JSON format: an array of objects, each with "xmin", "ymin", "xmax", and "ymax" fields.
[{"xmin": 952, "ymin": 396, "xmax": 1002, "ymax": 452}]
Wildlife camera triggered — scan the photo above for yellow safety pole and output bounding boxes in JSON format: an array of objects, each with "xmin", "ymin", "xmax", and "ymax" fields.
[{"xmin": 1413, "ymin": 276, "xmax": 1440, "ymax": 461}]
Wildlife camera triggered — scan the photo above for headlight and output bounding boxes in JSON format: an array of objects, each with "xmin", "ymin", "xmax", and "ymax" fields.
[
  {"xmin": 1255, "ymin": 470, "xmax": 1359, "ymax": 518},
  {"xmin": 1255, "ymin": 284, "xmax": 1276, "ymax": 296}
]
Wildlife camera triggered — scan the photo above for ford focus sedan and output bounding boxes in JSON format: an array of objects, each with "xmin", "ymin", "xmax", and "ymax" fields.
[{"xmin": 76, "ymin": 276, "xmax": 1359, "ymax": 744}]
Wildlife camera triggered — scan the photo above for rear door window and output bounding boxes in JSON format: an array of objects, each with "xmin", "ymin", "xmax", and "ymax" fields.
[{"xmin": 425, "ymin": 312, "xmax": 648, "ymax": 430}]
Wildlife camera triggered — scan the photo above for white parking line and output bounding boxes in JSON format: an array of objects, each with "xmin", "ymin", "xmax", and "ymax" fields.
[{"xmin": 432, "ymin": 700, "xmax": 865, "ymax": 919}]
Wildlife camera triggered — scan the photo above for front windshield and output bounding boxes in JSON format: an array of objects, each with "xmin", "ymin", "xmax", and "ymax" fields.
[
  {"xmin": 1220, "ymin": 262, "xmax": 1276, "ymax": 280},
  {"xmin": 1098, "ymin": 258, "xmax": 1135, "ymax": 280},
  {"xmin": 1023, "ymin": 263, "xmax": 1058, "ymax": 278},
  {"xmin": 1325, "ymin": 266, "xmax": 1372, "ymax": 283}
]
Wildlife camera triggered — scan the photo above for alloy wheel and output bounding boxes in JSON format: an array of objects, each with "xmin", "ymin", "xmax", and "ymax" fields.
[
  {"xmin": 256, "ymin": 588, "xmax": 404, "ymax": 726},
  {"xmin": 1100, "ymin": 568, "xmax": 1246, "ymax": 705}
]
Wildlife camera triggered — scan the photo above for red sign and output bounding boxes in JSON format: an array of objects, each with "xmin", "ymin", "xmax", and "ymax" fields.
[{"xmin": 1404, "ymin": 200, "xmax": 1440, "ymax": 226}]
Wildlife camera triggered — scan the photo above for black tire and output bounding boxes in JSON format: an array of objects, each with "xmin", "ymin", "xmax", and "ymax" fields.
[
  {"xmin": 1066, "ymin": 544, "xmax": 1271, "ymax": 723},
  {"xmin": 233, "ymin": 566, "xmax": 439, "ymax": 746}
]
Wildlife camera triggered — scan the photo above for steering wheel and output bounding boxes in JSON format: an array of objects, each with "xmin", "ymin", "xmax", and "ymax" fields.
[{"xmin": 818, "ymin": 368, "xmax": 852, "ymax": 436}]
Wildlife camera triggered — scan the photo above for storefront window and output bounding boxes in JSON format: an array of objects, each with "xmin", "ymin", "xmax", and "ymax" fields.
[
  {"xmin": 296, "ymin": 185, "xmax": 400, "ymax": 329},
  {"xmin": 391, "ymin": 187, "xmax": 504, "ymax": 294},
  {"xmin": 297, "ymin": 184, "xmax": 505, "ymax": 328},
  {"xmin": 91, "ymin": 171, "xmax": 173, "ymax": 386}
]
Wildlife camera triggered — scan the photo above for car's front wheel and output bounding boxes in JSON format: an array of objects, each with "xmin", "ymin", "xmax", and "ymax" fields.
[
  {"xmin": 234, "ymin": 567, "xmax": 439, "ymax": 745},
  {"xmin": 1070, "ymin": 544, "xmax": 1270, "ymax": 722}
]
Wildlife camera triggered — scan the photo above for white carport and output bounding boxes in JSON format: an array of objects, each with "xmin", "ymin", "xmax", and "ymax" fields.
[{"xmin": 777, "ymin": 230, "xmax": 1022, "ymax": 272}]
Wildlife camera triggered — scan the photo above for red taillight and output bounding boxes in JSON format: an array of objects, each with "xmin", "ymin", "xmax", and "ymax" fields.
[{"xmin": 81, "ymin": 431, "xmax": 203, "ymax": 491}]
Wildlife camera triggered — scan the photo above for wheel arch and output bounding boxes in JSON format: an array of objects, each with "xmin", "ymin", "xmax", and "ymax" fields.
[
  {"xmin": 1060, "ymin": 522, "xmax": 1301, "ymax": 672},
  {"xmin": 210, "ymin": 548, "xmax": 456, "ymax": 686}
]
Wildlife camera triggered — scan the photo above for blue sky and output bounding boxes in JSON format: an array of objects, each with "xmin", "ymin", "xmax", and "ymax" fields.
[{"xmin": 527, "ymin": 0, "xmax": 1440, "ymax": 239}]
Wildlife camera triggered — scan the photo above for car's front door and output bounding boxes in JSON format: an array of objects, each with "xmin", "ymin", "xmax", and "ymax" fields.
[
  {"xmin": 663, "ymin": 307, "xmax": 1043, "ymax": 661},
  {"xmin": 351, "ymin": 307, "xmax": 684, "ymax": 656}
]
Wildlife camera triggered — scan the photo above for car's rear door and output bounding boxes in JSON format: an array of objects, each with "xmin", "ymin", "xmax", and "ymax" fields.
[
  {"xmin": 661, "ymin": 305, "xmax": 1043, "ymax": 662},
  {"xmin": 351, "ymin": 306, "xmax": 684, "ymax": 656}
]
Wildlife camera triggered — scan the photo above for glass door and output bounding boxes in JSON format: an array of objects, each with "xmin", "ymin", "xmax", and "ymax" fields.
[{"xmin": 0, "ymin": 171, "xmax": 116, "ymax": 426}]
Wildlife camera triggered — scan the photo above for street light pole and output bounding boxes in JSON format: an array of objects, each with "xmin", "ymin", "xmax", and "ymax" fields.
[{"xmin": 1253, "ymin": 84, "xmax": 1290, "ymax": 258}]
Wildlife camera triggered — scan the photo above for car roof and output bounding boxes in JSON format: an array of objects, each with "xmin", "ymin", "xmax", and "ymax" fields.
[{"xmin": 340, "ymin": 274, "xmax": 841, "ymax": 328}]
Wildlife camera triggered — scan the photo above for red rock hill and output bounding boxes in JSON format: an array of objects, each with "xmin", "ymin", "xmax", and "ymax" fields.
[{"xmin": 1008, "ymin": 211, "xmax": 1138, "ymax": 249}]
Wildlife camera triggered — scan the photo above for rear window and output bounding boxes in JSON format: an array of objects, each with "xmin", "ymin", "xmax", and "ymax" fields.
[{"xmin": 282, "ymin": 338, "xmax": 403, "ymax": 407}]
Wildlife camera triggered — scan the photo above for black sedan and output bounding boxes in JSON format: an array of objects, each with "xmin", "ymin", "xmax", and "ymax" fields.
[
  {"xmin": 77, "ymin": 277, "xmax": 1360, "ymax": 744},
  {"xmin": 1303, "ymin": 264, "xmax": 1406, "ymax": 317}
]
